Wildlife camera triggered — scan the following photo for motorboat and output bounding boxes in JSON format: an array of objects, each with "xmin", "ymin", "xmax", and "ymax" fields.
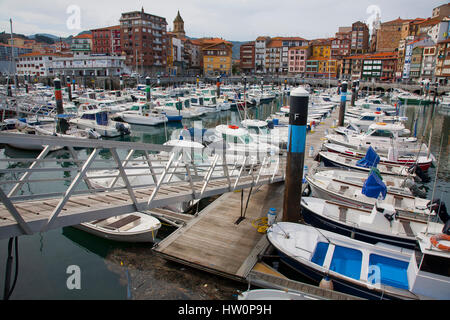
[
  {"xmin": 325, "ymin": 123, "xmax": 432, "ymax": 158},
  {"xmin": 241, "ymin": 119, "xmax": 288, "ymax": 150},
  {"xmin": 237, "ymin": 289, "xmax": 321, "ymax": 300},
  {"xmin": 69, "ymin": 110, "xmax": 131, "ymax": 137},
  {"xmin": 116, "ymin": 103, "xmax": 168, "ymax": 126}
]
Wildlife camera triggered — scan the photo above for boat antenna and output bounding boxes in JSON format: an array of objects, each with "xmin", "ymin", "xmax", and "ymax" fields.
[{"xmin": 425, "ymin": 133, "xmax": 444, "ymax": 235}]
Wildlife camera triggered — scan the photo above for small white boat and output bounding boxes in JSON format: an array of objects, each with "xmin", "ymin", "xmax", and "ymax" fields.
[{"xmin": 74, "ymin": 212, "xmax": 161, "ymax": 242}]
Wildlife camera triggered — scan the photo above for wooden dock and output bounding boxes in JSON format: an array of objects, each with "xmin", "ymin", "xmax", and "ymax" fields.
[{"xmin": 152, "ymin": 108, "xmax": 361, "ymax": 300}]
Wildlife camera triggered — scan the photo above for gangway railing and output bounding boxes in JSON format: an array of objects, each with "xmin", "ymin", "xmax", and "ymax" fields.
[{"xmin": 0, "ymin": 133, "xmax": 285, "ymax": 239}]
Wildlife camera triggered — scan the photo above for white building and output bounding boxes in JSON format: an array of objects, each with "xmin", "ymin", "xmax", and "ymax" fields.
[
  {"xmin": 255, "ymin": 37, "xmax": 270, "ymax": 73},
  {"xmin": 15, "ymin": 53, "xmax": 66, "ymax": 77},
  {"xmin": 51, "ymin": 54, "xmax": 126, "ymax": 77}
]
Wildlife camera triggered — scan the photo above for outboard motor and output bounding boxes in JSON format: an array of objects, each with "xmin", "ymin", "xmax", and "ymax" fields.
[
  {"xmin": 443, "ymin": 220, "xmax": 450, "ymax": 236},
  {"xmin": 429, "ymin": 199, "xmax": 449, "ymax": 224},
  {"xmin": 115, "ymin": 122, "xmax": 129, "ymax": 135},
  {"xmin": 402, "ymin": 178, "xmax": 427, "ymax": 198},
  {"xmin": 130, "ymin": 95, "xmax": 137, "ymax": 102}
]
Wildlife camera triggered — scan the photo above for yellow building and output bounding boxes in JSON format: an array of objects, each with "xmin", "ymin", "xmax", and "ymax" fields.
[
  {"xmin": 193, "ymin": 38, "xmax": 233, "ymax": 76},
  {"xmin": 311, "ymin": 40, "xmax": 331, "ymax": 59}
]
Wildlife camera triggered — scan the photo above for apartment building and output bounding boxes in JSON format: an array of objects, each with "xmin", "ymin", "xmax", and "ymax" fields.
[
  {"xmin": 255, "ymin": 36, "xmax": 270, "ymax": 73},
  {"xmin": 350, "ymin": 21, "xmax": 369, "ymax": 54},
  {"xmin": 240, "ymin": 41, "xmax": 255, "ymax": 74},
  {"xmin": 120, "ymin": 7, "xmax": 168, "ymax": 75},
  {"xmin": 288, "ymin": 46, "xmax": 310, "ymax": 74},
  {"xmin": 91, "ymin": 25, "xmax": 121, "ymax": 55}
]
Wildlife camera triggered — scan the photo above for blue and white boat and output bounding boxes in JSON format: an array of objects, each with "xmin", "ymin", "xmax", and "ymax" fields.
[{"xmin": 267, "ymin": 222, "xmax": 450, "ymax": 300}]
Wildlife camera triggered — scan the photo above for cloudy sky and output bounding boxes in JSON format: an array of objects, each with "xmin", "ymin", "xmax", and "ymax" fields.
[{"xmin": 0, "ymin": 0, "xmax": 445, "ymax": 41}]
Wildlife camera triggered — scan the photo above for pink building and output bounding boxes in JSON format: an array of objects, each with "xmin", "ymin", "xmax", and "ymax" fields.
[{"xmin": 288, "ymin": 46, "xmax": 310, "ymax": 74}]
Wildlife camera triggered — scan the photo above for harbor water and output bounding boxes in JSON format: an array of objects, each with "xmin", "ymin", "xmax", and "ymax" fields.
[{"xmin": 0, "ymin": 96, "xmax": 448, "ymax": 299}]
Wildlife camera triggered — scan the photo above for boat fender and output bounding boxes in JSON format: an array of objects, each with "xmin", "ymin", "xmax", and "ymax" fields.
[
  {"xmin": 430, "ymin": 233, "xmax": 450, "ymax": 251},
  {"xmin": 319, "ymin": 276, "xmax": 333, "ymax": 290}
]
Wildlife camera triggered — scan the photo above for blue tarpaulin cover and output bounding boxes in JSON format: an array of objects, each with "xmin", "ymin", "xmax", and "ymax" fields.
[
  {"xmin": 356, "ymin": 146, "xmax": 380, "ymax": 168},
  {"xmin": 362, "ymin": 170, "xmax": 387, "ymax": 199}
]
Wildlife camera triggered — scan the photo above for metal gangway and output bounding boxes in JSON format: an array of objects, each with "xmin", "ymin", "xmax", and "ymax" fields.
[{"xmin": 0, "ymin": 133, "xmax": 286, "ymax": 239}]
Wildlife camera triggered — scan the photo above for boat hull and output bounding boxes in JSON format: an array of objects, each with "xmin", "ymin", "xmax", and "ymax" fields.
[{"xmin": 273, "ymin": 246, "xmax": 403, "ymax": 300}]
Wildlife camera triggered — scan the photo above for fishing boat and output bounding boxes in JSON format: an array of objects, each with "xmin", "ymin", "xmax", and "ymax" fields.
[
  {"xmin": 322, "ymin": 143, "xmax": 433, "ymax": 172},
  {"xmin": 267, "ymin": 222, "xmax": 450, "ymax": 300},
  {"xmin": 300, "ymin": 196, "xmax": 444, "ymax": 249},
  {"xmin": 318, "ymin": 149, "xmax": 417, "ymax": 180},
  {"xmin": 74, "ymin": 212, "xmax": 161, "ymax": 243}
]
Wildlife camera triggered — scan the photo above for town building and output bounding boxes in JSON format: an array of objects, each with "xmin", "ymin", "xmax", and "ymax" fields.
[
  {"xmin": 15, "ymin": 52, "xmax": 69, "ymax": 77},
  {"xmin": 435, "ymin": 38, "xmax": 450, "ymax": 84},
  {"xmin": 51, "ymin": 53, "xmax": 126, "ymax": 77},
  {"xmin": 120, "ymin": 7, "xmax": 168, "ymax": 75},
  {"xmin": 91, "ymin": 25, "xmax": 121, "ymax": 55},
  {"xmin": 432, "ymin": 3, "xmax": 450, "ymax": 20},
  {"xmin": 239, "ymin": 41, "xmax": 255, "ymax": 74},
  {"xmin": 193, "ymin": 38, "xmax": 233, "ymax": 76},
  {"xmin": 421, "ymin": 45, "xmax": 437, "ymax": 81},
  {"xmin": 70, "ymin": 34, "xmax": 92, "ymax": 55},
  {"xmin": 265, "ymin": 39, "xmax": 282, "ymax": 74},
  {"xmin": 350, "ymin": 21, "xmax": 369, "ymax": 54},
  {"xmin": 0, "ymin": 43, "xmax": 32, "ymax": 74},
  {"xmin": 288, "ymin": 46, "xmax": 310, "ymax": 75},
  {"xmin": 255, "ymin": 36, "xmax": 270, "ymax": 73},
  {"xmin": 376, "ymin": 18, "xmax": 411, "ymax": 52},
  {"xmin": 167, "ymin": 33, "xmax": 185, "ymax": 76}
]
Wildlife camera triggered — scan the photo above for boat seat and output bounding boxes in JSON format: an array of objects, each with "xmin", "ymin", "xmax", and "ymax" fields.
[
  {"xmin": 106, "ymin": 215, "xmax": 140, "ymax": 230},
  {"xmin": 338, "ymin": 207, "xmax": 348, "ymax": 222},
  {"xmin": 400, "ymin": 220, "xmax": 414, "ymax": 237},
  {"xmin": 386, "ymin": 181, "xmax": 394, "ymax": 187},
  {"xmin": 393, "ymin": 195, "xmax": 403, "ymax": 208},
  {"xmin": 385, "ymin": 166, "xmax": 392, "ymax": 172}
]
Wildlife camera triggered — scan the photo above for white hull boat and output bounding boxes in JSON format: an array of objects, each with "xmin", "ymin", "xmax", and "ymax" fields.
[{"xmin": 74, "ymin": 212, "xmax": 161, "ymax": 242}]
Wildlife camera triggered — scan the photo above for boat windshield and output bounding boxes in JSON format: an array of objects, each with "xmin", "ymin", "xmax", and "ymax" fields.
[{"xmin": 248, "ymin": 126, "xmax": 270, "ymax": 135}]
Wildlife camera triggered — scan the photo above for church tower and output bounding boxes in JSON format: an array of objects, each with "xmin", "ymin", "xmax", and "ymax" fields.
[{"xmin": 173, "ymin": 10, "xmax": 186, "ymax": 38}]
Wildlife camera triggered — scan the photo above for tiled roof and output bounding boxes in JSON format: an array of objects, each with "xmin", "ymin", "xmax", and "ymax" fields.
[{"xmin": 73, "ymin": 33, "xmax": 92, "ymax": 39}]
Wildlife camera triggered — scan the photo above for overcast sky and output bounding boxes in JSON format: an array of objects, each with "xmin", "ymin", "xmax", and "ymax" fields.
[{"xmin": 0, "ymin": 0, "xmax": 446, "ymax": 41}]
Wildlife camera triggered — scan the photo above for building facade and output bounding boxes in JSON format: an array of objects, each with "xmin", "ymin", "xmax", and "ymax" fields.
[
  {"xmin": 435, "ymin": 38, "xmax": 450, "ymax": 84},
  {"xmin": 288, "ymin": 46, "xmax": 309, "ymax": 75},
  {"xmin": 70, "ymin": 34, "xmax": 92, "ymax": 53},
  {"xmin": 255, "ymin": 36, "xmax": 270, "ymax": 73},
  {"xmin": 51, "ymin": 54, "xmax": 126, "ymax": 77},
  {"xmin": 239, "ymin": 41, "xmax": 255, "ymax": 74},
  {"xmin": 120, "ymin": 8, "xmax": 168, "ymax": 75},
  {"xmin": 351, "ymin": 21, "xmax": 370, "ymax": 54},
  {"xmin": 91, "ymin": 26, "xmax": 121, "ymax": 55},
  {"xmin": 15, "ymin": 52, "xmax": 67, "ymax": 77}
]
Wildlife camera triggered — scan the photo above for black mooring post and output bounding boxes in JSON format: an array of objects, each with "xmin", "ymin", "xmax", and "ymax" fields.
[{"xmin": 283, "ymin": 87, "xmax": 309, "ymax": 223}]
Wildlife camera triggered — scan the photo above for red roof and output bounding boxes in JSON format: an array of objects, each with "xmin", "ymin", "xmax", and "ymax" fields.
[{"xmin": 73, "ymin": 33, "xmax": 92, "ymax": 39}]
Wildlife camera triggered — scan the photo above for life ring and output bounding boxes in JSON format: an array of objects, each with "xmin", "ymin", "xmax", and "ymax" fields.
[
  {"xmin": 430, "ymin": 234, "xmax": 450, "ymax": 251},
  {"xmin": 228, "ymin": 125, "xmax": 239, "ymax": 129}
]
